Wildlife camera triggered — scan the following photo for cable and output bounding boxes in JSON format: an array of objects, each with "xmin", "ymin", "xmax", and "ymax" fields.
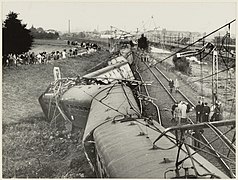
[
  {"xmin": 217, "ymin": 34, "xmax": 230, "ymax": 69},
  {"xmin": 140, "ymin": 63, "xmax": 234, "ymax": 91},
  {"xmin": 139, "ymin": 19, "xmax": 236, "ymax": 73},
  {"xmin": 142, "ymin": 43, "xmax": 213, "ymax": 73},
  {"xmin": 158, "ymin": 19, "xmax": 235, "ymax": 63},
  {"xmin": 120, "ymin": 83, "xmax": 141, "ymax": 116},
  {"xmin": 82, "ymin": 89, "xmax": 127, "ymax": 116},
  {"xmin": 190, "ymin": 64, "xmax": 235, "ymax": 84},
  {"xmin": 100, "ymin": 82, "xmax": 118, "ymax": 102}
]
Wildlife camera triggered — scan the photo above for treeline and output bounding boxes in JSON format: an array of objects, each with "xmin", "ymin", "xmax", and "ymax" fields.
[{"xmin": 30, "ymin": 26, "xmax": 59, "ymax": 39}]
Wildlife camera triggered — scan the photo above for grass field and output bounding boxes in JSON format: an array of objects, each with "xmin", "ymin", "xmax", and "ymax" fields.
[
  {"xmin": 2, "ymin": 39, "xmax": 110, "ymax": 178},
  {"xmin": 30, "ymin": 39, "xmax": 73, "ymax": 54}
]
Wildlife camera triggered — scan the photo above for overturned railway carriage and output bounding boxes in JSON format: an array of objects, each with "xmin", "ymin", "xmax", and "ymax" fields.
[
  {"xmin": 39, "ymin": 55, "xmax": 135, "ymax": 131},
  {"xmin": 39, "ymin": 50, "xmax": 231, "ymax": 178},
  {"xmin": 82, "ymin": 83, "xmax": 229, "ymax": 178}
]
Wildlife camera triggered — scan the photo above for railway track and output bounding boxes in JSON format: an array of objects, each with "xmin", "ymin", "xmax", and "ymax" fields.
[
  {"xmin": 133, "ymin": 52, "xmax": 235, "ymax": 177},
  {"xmin": 132, "ymin": 58, "xmax": 161, "ymax": 125}
]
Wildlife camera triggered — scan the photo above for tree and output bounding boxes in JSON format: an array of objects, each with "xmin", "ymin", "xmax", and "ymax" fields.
[
  {"xmin": 2, "ymin": 11, "xmax": 33, "ymax": 56},
  {"xmin": 172, "ymin": 56, "xmax": 191, "ymax": 74}
]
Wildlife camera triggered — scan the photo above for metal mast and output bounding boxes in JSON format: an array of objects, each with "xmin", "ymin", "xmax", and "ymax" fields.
[{"xmin": 212, "ymin": 50, "xmax": 219, "ymax": 104}]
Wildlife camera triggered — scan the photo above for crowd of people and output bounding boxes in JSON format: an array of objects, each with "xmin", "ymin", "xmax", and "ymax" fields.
[
  {"xmin": 171, "ymin": 99, "xmax": 222, "ymax": 126},
  {"xmin": 3, "ymin": 41, "xmax": 101, "ymax": 68},
  {"xmin": 171, "ymin": 99, "xmax": 223, "ymax": 148},
  {"xmin": 195, "ymin": 100, "xmax": 222, "ymax": 122},
  {"xmin": 171, "ymin": 100, "xmax": 192, "ymax": 125},
  {"xmin": 168, "ymin": 75, "xmax": 223, "ymax": 125}
]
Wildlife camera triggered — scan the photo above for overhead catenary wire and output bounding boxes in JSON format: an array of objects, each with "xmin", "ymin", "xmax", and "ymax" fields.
[
  {"xmin": 137, "ymin": 51, "xmax": 235, "ymax": 172},
  {"xmin": 138, "ymin": 47, "xmax": 211, "ymax": 73},
  {"xmin": 142, "ymin": 118, "xmax": 235, "ymax": 165},
  {"xmin": 82, "ymin": 88, "xmax": 128, "ymax": 116},
  {"xmin": 217, "ymin": 33, "xmax": 231, "ymax": 69},
  {"xmin": 138, "ymin": 119, "xmax": 236, "ymax": 173},
  {"xmin": 177, "ymin": 135, "xmax": 235, "ymax": 166},
  {"xmin": 80, "ymin": 80, "xmax": 235, "ymax": 172},
  {"xmin": 140, "ymin": 63, "xmax": 235, "ymax": 91},
  {"xmin": 79, "ymin": 83, "xmax": 167, "ymax": 137},
  {"xmin": 78, "ymin": 82, "xmax": 164, "ymax": 135},
  {"xmin": 99, "ymin": 82, "xmax": 118, "ymax": 102},
  {"xmin": 120, "ymin": 83, "xmax": 141, "ymax": 116},
  {"xmin": 139, "ymin": 19, "xmax": 236, "ymax": 74},
  {"xmin": 158, "ymin": 19, "xmax": 236, "ymax": 63}
]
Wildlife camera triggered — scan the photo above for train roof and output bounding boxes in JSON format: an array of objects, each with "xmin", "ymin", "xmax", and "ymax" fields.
[
  {"xmin": 83, "ymin": 84, "xmax": 140, "ymax": 142},
  {"xmin": 82, "ymin": 83, "xmax": 228, "ymax": 178},
  {"xmin": 93, "ymin": 118, "xmax": 229, "ymax": 178},
  {"xmin": 83, "ymin": 61, "xmax": 128, "ymax": 78},
  {"xmin": 61, "ymin": 85, "xmax": 113, "ymax": 105}
]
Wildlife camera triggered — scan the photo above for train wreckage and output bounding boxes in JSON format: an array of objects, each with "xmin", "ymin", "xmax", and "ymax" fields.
[{"xmin": 39, "ymin": 34, "xmax": 235, "ymax": 178}]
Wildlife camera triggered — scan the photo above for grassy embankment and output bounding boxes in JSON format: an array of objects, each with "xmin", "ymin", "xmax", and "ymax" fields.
[{"xmin": 2, "ymin": 39, "xmax": 110, "ymax": 178}]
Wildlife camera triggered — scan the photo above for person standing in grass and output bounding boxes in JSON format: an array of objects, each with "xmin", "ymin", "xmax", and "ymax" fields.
[{"xmin": 62, "ymin": 49, "xmax": 67, "ymax": 59}]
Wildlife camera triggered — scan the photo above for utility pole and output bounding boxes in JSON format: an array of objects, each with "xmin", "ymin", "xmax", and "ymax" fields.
[
  {"xmin": 212, "ymin": 50, "xmax": 218, "ymax": 104},
  {"xmin": 225, "ymin": 24, "xmax": 231, "ymax": 108},
  {"xmin": 68, "ymin": 20, "xmax": 70, "ymax": 33},
  {"xmin": 200, "ymin": 34, "xmax": 205, "ymax": 99}
]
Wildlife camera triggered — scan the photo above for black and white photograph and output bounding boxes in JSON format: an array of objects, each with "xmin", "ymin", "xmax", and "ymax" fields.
[{"xmin": 2, "ymin": 1, "xmax": 236, "ymax": 178}]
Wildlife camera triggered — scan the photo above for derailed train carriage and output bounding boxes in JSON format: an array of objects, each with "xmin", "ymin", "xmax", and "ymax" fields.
[{"xmin": 39, "ymin": 49, "xmax": 233, "ymax": 178}]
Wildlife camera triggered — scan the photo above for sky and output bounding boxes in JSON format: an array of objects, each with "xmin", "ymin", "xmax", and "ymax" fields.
[{"xmin": 1, "ymin": 1, "xmax": 237, "ymax": 35}]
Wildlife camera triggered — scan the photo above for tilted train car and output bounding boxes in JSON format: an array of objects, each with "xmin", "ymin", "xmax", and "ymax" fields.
[
  {"xmin": 39, "ymin": 48, "xmax": 231, "ymax": 178},
  {"xmin": 38, "ymin": 54, "xmax": 135, "ymax": 132},
  {"xmin": 81, "ymin": 82, "xmax": 230, "ymax": 178}
]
